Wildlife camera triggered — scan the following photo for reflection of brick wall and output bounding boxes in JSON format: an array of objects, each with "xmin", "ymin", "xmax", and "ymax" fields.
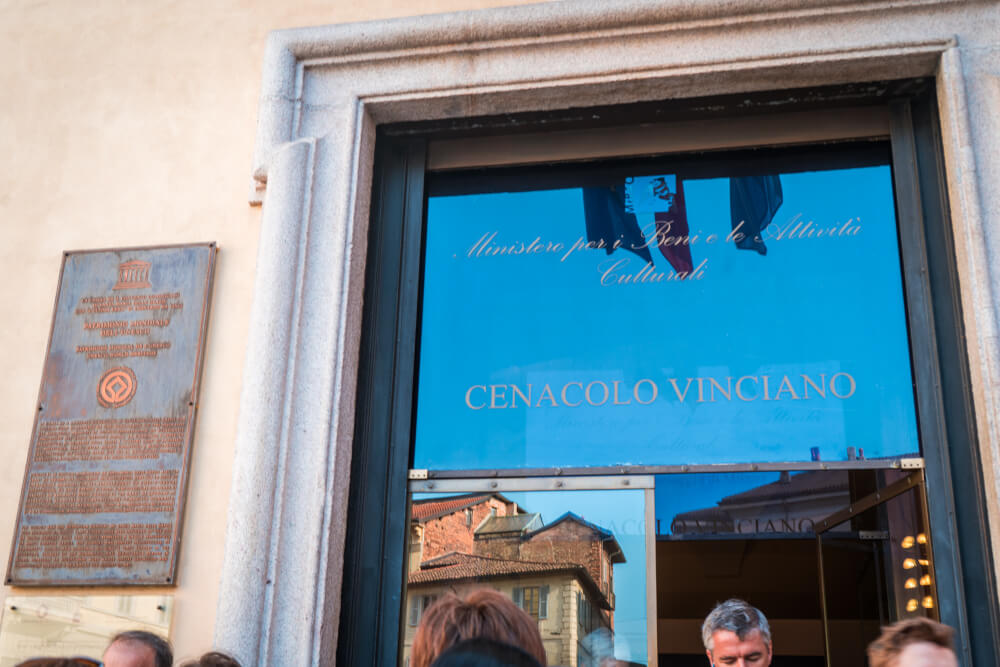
[
  {"xmin": 421, "ymin": 497, "xmax": 510, "ymax": 562},
  {"xmin": 521, "ymin": 521, "xmax": 605, "ymax": 597},
  {"xmin": 473, "ymin": 534, "xmax": 520, "ymax": 560}
]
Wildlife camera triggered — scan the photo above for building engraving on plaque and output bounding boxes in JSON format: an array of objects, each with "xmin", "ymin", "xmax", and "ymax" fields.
[
  {"xmin": 113, "ymin": 260, "xmax": 152, "ymax": 290},
  {"xmin": 7, "ymin": 244, "xmax": 216, "ymax": 586}
]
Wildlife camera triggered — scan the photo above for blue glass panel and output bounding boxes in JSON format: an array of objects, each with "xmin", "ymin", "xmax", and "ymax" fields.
[
  {"xmin": 654, "ymin": 471, "xmax": 846, "ymax": 539},
  {"xmin": 414, "ymin": 163, "xmax": 919, "ymax": 469},
  {"xmin": 402, "ymin": 488, "xmax": 647, "ymax": 666}
]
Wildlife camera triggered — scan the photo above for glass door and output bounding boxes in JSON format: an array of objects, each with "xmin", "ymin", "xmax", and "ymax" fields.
[
  {"xmin": 402, "ymin": 476, "xmax": 656, "ymax": 667},
  {"xmin": 815, "ymin": 469, "xmax": 936, "ymax": 666}
]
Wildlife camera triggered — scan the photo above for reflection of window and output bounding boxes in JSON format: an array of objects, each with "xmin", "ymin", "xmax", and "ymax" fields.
[
  {"xmin": 512, "ymin": 586, "xmax": 548, "ymax": 620},
  {"xmin": 408, "ymin": 595, "xmax": 436, "ymax": 626},
  {"xmin": 577, "ymin": 592, "xmax": 594, "ymax": 632}
]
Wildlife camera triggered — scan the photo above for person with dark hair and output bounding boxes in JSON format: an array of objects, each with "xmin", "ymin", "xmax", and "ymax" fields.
[
  {"xmin": 102, "ymin": 630, "xmax": 172, "ymax": 667},
  {"xmin": 701, "ymin": 599, "xmax": 772, "ymax": 666},
  {"xmin": 430, "ymin": 638, "xmax": 542, "ymax": 667},
  {"xmin": 178, "ymin": 651, "xmax": 242, "ymax": 667},
  {"xmin": 411, "ymin": 589, "xmax": 547, "ymax": 667},
  {"xmin": 867, "ymin": 618, "xmax": 957, "ymax": 667}
]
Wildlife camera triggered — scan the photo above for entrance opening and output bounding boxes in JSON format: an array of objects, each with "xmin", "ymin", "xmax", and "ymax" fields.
[
  {"xmin": 382, "ymin": 102, "xmax": 952, "ymax": 667},
  {"xmin": 657, "ymin": 537, "xmax": 824, "ymax": 666},
  {"xmin": 655, "ymin": 470, "xmax": 934, "ymax": 666}
]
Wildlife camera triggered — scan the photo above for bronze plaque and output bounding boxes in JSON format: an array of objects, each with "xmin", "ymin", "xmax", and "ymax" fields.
[{"xmin": 7, "ymin": 244, "xmax": 217, "ymax": 585}]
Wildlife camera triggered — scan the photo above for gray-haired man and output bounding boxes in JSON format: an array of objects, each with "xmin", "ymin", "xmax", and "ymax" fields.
[{"xmin": 702, "ymin": 599, "xmax": 772, "ymax": 667}]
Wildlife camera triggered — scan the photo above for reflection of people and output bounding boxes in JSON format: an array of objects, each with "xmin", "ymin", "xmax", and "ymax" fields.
[
  {"xmin": 867, "ymin": 618, "xmax": 958, "ymax": 667},
  {"xmin": 411, "ymin": 589, "xmax": 547, "ymax": 667},
  {"xmin": 580, "ymin": 627, "xmax": 631, "ymax": 667},
  {"xmin": 102, "ymin": 630, "xmax": 173, "ymax": 667},
  {"xmin": 430, "ymin": 638, "xmax": 542, "ymax": 667},
  {"xmin": 701, "ymin": 599, "xmax": 772, "ymax": 666}
]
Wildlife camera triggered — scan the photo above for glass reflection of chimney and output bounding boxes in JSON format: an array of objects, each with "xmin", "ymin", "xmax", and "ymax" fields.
[{"xmin": 810, "ymin": 447, "xmax": 821, "ymax": 461}]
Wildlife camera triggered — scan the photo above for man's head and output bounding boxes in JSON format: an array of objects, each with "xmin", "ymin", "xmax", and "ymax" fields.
[
  {"xmin": 867, "ymin": 618, "xmax": 957, "ymax": 667},
  {"xmin": 102, "ymin": 631, "xmax": 172, "ymax": 667},
  {"xmin": 702, "ymin": 599, "xmax": 772, "ymax": 667}
]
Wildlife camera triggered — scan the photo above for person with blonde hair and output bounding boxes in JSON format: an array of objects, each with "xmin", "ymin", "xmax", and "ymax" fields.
[
  {"xmin": 867, "ymin": 618, "xmax": 957, "ymax": 667},
  {"xmin": 411, "ymin": 589, "xmax": 547, "ymax": 667}
]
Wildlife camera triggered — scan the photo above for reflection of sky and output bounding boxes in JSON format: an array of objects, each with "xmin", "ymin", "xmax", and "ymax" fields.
[
  {"xmin": 654, "ymin": 473, "xmax": 780, "ymax": 536},
  {"xmin": 501, "ymin": 489, "xmax": 647, "ymax": 664},
  {"xmin": 415, "ymin": 167, "xmax": 919, "ymax": 469}
]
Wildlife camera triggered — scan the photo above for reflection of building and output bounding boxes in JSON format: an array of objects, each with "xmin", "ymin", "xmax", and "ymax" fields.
[
  {"xmin": 402, "ymin": 495, "xmax": 624, "ymax": 667},
  {"xmin": 0, "ymin": 595, "xmax": 172, "ymax": 666},
  {"xmin": 668, "ymin": 471, "xmax": 850, "ymax": 537}
]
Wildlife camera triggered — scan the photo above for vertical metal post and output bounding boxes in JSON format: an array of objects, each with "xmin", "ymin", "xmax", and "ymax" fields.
[
  {"xmin": 645, "ymin": 487, "xmax": 658, "ymax": 665},
  {"xmin": 816, "ymin": 534, "xmax": 832, "ymax": 667},
  {"xmin": 915, "ymin": 470, "xmax": 942, "ymax": 621}
]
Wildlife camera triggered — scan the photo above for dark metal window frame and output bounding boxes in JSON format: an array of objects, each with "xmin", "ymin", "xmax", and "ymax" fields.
[{"xmin": 337, "ymin": 80, "xmax": 1000, "ymax": 667}]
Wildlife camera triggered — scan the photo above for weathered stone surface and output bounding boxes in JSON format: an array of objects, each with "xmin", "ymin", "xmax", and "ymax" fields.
[{"xmin": 220, "ymin": 1, "xmax": 1000, "ymax": 664}]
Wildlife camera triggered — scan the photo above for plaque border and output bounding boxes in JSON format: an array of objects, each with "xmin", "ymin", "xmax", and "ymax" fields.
[{"xmin": 6, "ymin": 242, "xmax": 218, "ymax": 586}]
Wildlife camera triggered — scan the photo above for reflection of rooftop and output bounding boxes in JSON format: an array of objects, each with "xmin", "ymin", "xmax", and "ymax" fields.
[
  {"xmin": 668, "ymin": 471, "xmax": 855, "ymax": 539},
  {"xmin": 477, "ymin": 513, "xmax": 542, "ymax": 535},
  {"xmin": 670, "ymin": 506, "xmax": 729, "ymax": 522},
  {"xmin": 717, "ymin": 471, "xmax": 848, "ymax": 506},
  {"xmin": 530, "ymin": 512, "xmax": 626, "ymax": 564},
  {"xmin": 409, "ymin": 551, "xmax": 612, "ymax": 609},
  {"xmin": 411, "ymin": 493, "xmax": 511, "ymax": 522}
]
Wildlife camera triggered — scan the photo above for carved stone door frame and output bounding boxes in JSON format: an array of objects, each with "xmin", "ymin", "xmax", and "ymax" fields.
[{"xmin": 218, "ymin": 2, "xmax": 1000, "ymax": 664}]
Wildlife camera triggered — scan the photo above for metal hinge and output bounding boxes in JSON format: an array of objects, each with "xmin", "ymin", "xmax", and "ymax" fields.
[
  {"xmin": 408, "ymin": 469, "xmax": 429, "ymax": 480},
  {"xmin": 859, "ymin": 530, "xmax": 889, "ymax": 541},
  {"xmin": 900, "ymin": 458, "xmax": 925, "ymax": 470}
]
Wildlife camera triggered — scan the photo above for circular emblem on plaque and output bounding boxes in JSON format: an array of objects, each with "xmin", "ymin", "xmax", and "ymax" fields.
[{"xmin": 97, "ymin": 366, "xmax": 137, "ymax": 408}]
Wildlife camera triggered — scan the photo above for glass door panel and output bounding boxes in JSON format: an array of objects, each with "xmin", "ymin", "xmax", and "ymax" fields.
[
  {"xmin": 655, "ymin": 471, "xmax": 848, "ymax": 666},
  {"xmin": 816, "ymin": 470, "xmax": 936, "ymax": 666},
  {"xmin": 415, "ymin": 147, "xmax": 919, "ymax": 470},
  {"xmin": 401, "ymin": 478, "xmax": 654, "ymax": 667}
]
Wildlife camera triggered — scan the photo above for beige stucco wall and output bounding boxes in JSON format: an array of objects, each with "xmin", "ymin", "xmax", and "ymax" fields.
[{"xmin": 0, "ymin": 0, "xmax": 532, "ymax": 661}]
